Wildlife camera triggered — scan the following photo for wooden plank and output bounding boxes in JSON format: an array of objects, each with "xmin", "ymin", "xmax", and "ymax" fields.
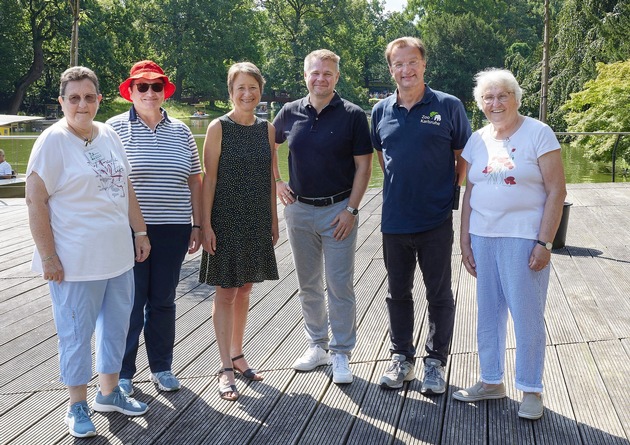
[
  {"xmin": 589, "ymin": 340, "xmax": 630, "ymax": 440},
  {"xmin": 533, "ymin": 347, "xmax": 582, "ymax": 445},
  {"xmin": 1, "ymin": 184, "xmax": 630, "ymax": 444},
  {"xmin": 556, "ymin": 343, "xmax": 628, "ymax": 444},
  {"xmin": 300, "ymin": 362, "xmax": 372, "ymax": 444},
  {"xmin": 442, "ymin": 352, "xmax": 486, "ymax": 445},
  {"xmin": 345, "ymin": 359, "xmax": 405, "ymax": 444},
  {"xmin": 544, "ymin": 268, "xmax": 584, "ymax": 345}
]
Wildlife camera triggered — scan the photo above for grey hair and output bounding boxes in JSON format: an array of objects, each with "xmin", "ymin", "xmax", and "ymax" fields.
[
  {"xmin": 59, "ymin": 66, "xmax": 100, "ymax": 97},
  {"xmin": 473, "ymin": 68, "xmax": 522, "ymax": 110}
]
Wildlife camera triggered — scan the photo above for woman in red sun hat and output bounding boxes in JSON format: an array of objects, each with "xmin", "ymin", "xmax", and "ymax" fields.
[{"xmin": 107, "ymin": 60, "xmax": 203, "ymax": 397}]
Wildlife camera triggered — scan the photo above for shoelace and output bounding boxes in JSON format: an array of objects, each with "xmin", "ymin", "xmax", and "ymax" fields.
[
  {"xmin": 155, "ymin": 371, "xmax": 177, "ymax": 386},
  {"xmin": 424, "ymin": 364, "xmax": 442, "ymax": 383},
  {"xmin": 110, "ymin": 388, "xmax": 135, "ymax": 407},
  {"xmin": 72, "ymin": 403, "xmax": 93, "ymax": 421},
  {"xmin": 333, "ymin": 355, "xmax": 348, "ymax": 369},
  {"xmin": 386, "ymin": 360, "xmax": 403, "ymax": 376}
]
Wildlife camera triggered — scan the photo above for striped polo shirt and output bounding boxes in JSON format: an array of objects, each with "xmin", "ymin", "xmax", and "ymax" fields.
[{"xmin": 107, "ymin": 107, "xmax": 202, "ymax": 225}]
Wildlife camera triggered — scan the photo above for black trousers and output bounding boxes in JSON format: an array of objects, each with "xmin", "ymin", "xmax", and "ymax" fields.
[
  {"xmin": 120, "ymin": 224, "xmax": 190, "ymax": 378},
  {"xmin": 382, "ymin": 216, "xmax": 455, "ymax": 366}
]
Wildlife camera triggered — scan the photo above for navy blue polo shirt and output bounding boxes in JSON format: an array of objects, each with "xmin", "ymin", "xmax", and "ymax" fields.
[
  {"xmin": 273, "ymin": 92, "xmax": 372, "ymax": 198},
  {"xmin": 371, "ymin": 86, "xmax": 471, "ymax": 234}
]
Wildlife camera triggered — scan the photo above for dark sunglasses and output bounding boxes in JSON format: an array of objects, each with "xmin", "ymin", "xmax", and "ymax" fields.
[{"xmin": 135, "ymin": 83, "xmax": 164, "ymax": 93}]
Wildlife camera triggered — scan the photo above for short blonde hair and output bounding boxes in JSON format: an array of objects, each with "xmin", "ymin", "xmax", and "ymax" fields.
[
  {"xmin": 385, "ymin": 37, "xmax": 426, "ymax": 66},
  {"xmin": 227, "ymin": 62, "xmax": 265, "ymax": 95},
  {"xmin": 304, "ymin": 49, "xmax": 340, "ymax": 73},
  {"xmin": 473, "ymin": 68, "xmax": 522, "ymax": 110}
]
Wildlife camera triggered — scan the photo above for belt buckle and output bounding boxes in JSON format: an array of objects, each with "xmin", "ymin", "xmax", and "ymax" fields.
[{"xmin": 315, "ymin": 197, "xmax": 331, "ymax": 206}]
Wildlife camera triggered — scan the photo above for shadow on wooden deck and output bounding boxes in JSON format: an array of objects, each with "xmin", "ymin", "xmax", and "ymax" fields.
[{"xmin": 1, "ymin": 184, "xmax": 630, "ymax": 444}]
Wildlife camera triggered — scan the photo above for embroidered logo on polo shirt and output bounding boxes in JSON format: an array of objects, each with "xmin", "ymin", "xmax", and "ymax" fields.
[{"xmin": 420, "ymin": 111, "xmax": 442, "ymax": 126}]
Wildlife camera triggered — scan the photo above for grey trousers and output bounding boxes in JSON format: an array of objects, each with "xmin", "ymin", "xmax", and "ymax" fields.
[{"xmin": 284, "ymin": 199, "xmax": 358, "ymax": 356}]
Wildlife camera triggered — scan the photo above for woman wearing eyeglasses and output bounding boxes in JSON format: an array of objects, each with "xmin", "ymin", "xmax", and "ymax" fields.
[
  {"xmin": 107, "ymin": 60, "xmax": 203, "ymax": 397},
  {"xmin": 453, "ymin": 68, "xmax": 566, "ymax": 420},
  {"xmin": 26, "ymin": 66, "xmax": 151, "ymax": 438}
]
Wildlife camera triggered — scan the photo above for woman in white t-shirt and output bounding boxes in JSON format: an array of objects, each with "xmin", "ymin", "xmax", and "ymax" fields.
[
  {"xmin": 25, "ymin": 66, "xmax": 151, "ymax": 438},
  {"xmin": 452, "ymin": 69, "xmax": 566, "ymax": 420}
]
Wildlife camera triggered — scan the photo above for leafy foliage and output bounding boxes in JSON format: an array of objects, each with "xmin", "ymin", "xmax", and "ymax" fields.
[
  {"xmin": 0, "ymin": 0, "xmax": 628, "ymax": 126},
  {"xmin": 562, "ymin": 60, "xmax": 630, "ymax": 162},
  {"xmin": 421, "ymin": 12, "xmax": 505, "ymax": 104}
]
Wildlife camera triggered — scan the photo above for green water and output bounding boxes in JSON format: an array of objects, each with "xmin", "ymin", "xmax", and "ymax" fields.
[{"xmin": 2, "ymin": 134, "xmax": 626, "ymax": 186}]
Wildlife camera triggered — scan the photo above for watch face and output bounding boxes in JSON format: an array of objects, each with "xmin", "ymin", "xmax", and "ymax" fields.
[{"xmin": 546, "ymin": 242, "xmax": 553, "ymax": 250}]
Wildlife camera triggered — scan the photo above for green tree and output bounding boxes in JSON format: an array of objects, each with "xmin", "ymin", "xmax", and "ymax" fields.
[
  {"xmin": 562, "ymin": 60, "xmax": 630, "ymax": 163},
  {"xmin": 547, "ymin": 0, "xmax": 628, "ymax": 131},
  {"xmin": 0, "ymin": 1, "xmax": 31, "ymax": 110},
  {"xmin": 1, "ymin": 0, "xmax": 69, "ymax": 114},
  {"xmin": 258, "ymin": 0, "xmax": 347, "ymax": 98},
  {"xmin": 142, "ymin": 0, "xmax": 261, "ymax": 103},
  {"xmin": 421, "ymin": 12, "xmax": 505, "ymax": 104},
  {"xmin": 78, "ymin": 0, "xmax": 149, "ymax": 100}
]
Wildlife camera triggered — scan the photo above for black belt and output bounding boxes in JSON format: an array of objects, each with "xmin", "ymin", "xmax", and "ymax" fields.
[{"xmin": 294, "ymin": 189, "xmax": 351, "ymax": 207}]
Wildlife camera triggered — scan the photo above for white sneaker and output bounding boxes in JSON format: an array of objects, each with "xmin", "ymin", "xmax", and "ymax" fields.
[
  {"xmin": 292, "ymin": 345, "xmax": 331, "ymax": 371},
  {"xmin": 332, "ymin": 353, "xmax": 353, "ymax": 384}
]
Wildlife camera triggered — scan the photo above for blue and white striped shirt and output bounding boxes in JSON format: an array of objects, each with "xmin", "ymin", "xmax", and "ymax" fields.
[{"xmin": 107, "ymin": 107, "xmax": 202, "ymax": 225}]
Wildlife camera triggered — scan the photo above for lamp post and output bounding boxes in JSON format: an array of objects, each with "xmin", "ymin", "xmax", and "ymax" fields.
[
  {"xmin": 69, "ymin": 0, "xmax": 80, "ymax": 66},
  {"xmin": 539, "ymin": 0, "xmax": 550, "ymax": 123}
]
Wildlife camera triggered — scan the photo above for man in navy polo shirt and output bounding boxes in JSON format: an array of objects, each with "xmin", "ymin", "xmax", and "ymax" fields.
[
  {"xmin": 371, "ymin": 37, "xmax": 471, "ymax": 394},
  {"xmin": 273, "ymin": 49, "xmax": 372, "ymax": 385}
]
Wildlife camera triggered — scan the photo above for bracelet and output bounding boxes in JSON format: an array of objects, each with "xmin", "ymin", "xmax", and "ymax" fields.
[
  {"xmin": 41, "ymin": 253, "xmax": 57, "ymax": 262},
  {"xmin": 192, "ymin": 225, "xmax": 202, "ymax": 230},
  {"xmin": 275, "ymin": 178, "xmax": 282, "ymax": 183},
  {"xmin": 134, "ymin": 231, "xmax": 148, "ymax": 237}
]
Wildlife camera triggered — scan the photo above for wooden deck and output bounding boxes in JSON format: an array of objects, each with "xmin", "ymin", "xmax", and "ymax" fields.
[{"xmin": 2, "ymin": 183, "xmax": 630, "ymax": 445}]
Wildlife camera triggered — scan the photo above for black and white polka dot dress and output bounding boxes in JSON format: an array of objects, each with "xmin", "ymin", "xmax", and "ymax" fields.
[{"xmin": 199, "ymin": 115, "xmax": 279, "ymax": 288}]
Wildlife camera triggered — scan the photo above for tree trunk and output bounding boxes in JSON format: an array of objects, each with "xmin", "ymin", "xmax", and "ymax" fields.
[{"xmin": 7, "ymin": 39, "xmax": 46, "ymax": 114}]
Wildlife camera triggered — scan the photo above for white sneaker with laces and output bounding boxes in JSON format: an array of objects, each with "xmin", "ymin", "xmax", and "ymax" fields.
[
  {"xmin": 332, "ymin": 353, "xmax": 353, "ymax": 384},
  {"xmin": 292, "ymin": 345, "xmax": 331, "ymax": 371}
]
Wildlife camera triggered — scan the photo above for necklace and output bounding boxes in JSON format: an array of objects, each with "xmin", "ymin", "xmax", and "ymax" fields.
[{"xmin": 67, "ymin": 121, "xmax": 95, "ymax": 146}]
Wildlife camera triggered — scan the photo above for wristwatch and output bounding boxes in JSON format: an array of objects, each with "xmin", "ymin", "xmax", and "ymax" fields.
[
  {"xmin": 537, "ymin": 240, "xmax": 553, "ymax": 251},
  {"xmin": 346, "ymin": 206, "xmax": 359, "ymax": 216}
]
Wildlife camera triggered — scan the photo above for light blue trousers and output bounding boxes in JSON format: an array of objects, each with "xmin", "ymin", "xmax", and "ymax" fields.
[
  {"xmin": 471, "ymin": 235, "xmax": 549, "ymax": 393},
  {"xmin": 285, "ymin": 199, "xmax": 357, "ymax": 356},
  {"xmin": 49, "ymin": 270, "xmax": 134, "ymax": 386}
]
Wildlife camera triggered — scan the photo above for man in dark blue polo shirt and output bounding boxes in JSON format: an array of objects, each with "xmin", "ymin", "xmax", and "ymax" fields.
[
  {"xmin": 273, "ymin": 49, "xmax": 372, "ymax": 385},
  {"xmin": 371, "ymin": 37, "xmax": 471, "ymax": 394}
]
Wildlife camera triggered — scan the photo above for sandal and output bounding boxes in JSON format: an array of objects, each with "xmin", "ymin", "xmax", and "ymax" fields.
[
  {"xmin": 231, "ymin": 354, "xmax": 264, "ymax": 381},
  {"xmin": 217, "ymin": 368, "xmax": 239, "ymax": 401}
]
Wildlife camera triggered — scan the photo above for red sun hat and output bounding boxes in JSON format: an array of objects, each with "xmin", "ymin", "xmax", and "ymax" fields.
[{"xmin": 119, "ymin": 60, "xmax": 176, "ymax": 102}]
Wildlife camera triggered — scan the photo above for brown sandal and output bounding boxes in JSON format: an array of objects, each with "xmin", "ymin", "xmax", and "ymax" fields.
[
  {"xmin": 217, "ymin": 368, "xmax": 239, "ymax": 401},
  {"xmin": 231, "ymin": 354, "xmax": 264, "ymax": 381}
]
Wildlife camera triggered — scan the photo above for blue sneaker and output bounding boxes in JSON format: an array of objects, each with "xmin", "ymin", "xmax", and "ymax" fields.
[
  {"xmin": 92, "ymin": 386, "xmax": 148, "ymax": 416},
  {"xmin": 118, "ymin": 378, "xmax": 134, "ymax": 395},
  {"xmin": 65, "ymin": 401, "xmax": 96, "ymax": 438},
  {"xmin": 150, "ymin": 370, "xmax": 181, "ymax": 392}
]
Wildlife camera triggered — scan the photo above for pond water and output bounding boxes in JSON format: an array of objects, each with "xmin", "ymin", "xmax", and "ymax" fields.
[{"xmin": 1, "ymin": 126, "xmax": 627, "ymax": 186}]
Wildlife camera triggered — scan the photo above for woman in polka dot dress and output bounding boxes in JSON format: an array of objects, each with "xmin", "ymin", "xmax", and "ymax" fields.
[{"xmin": 199, "ymin": 62, "xmax": 279, "ymax": 401}]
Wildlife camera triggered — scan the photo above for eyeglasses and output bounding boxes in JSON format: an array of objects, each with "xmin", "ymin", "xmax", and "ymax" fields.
[
  {"xmin": 391, "ymin": 60, "xmax": 422, "ymax": 71},
  {"xmin": 482, "ymin": 92, "xmax": 513, "ymax": 104},
  {"xmin": 63, "ymin": 94, "xmax": 98, "ymax": 105},
  {"xmin": 135, "ymin": 83, "xmax": 164, "ymax": 93}
]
